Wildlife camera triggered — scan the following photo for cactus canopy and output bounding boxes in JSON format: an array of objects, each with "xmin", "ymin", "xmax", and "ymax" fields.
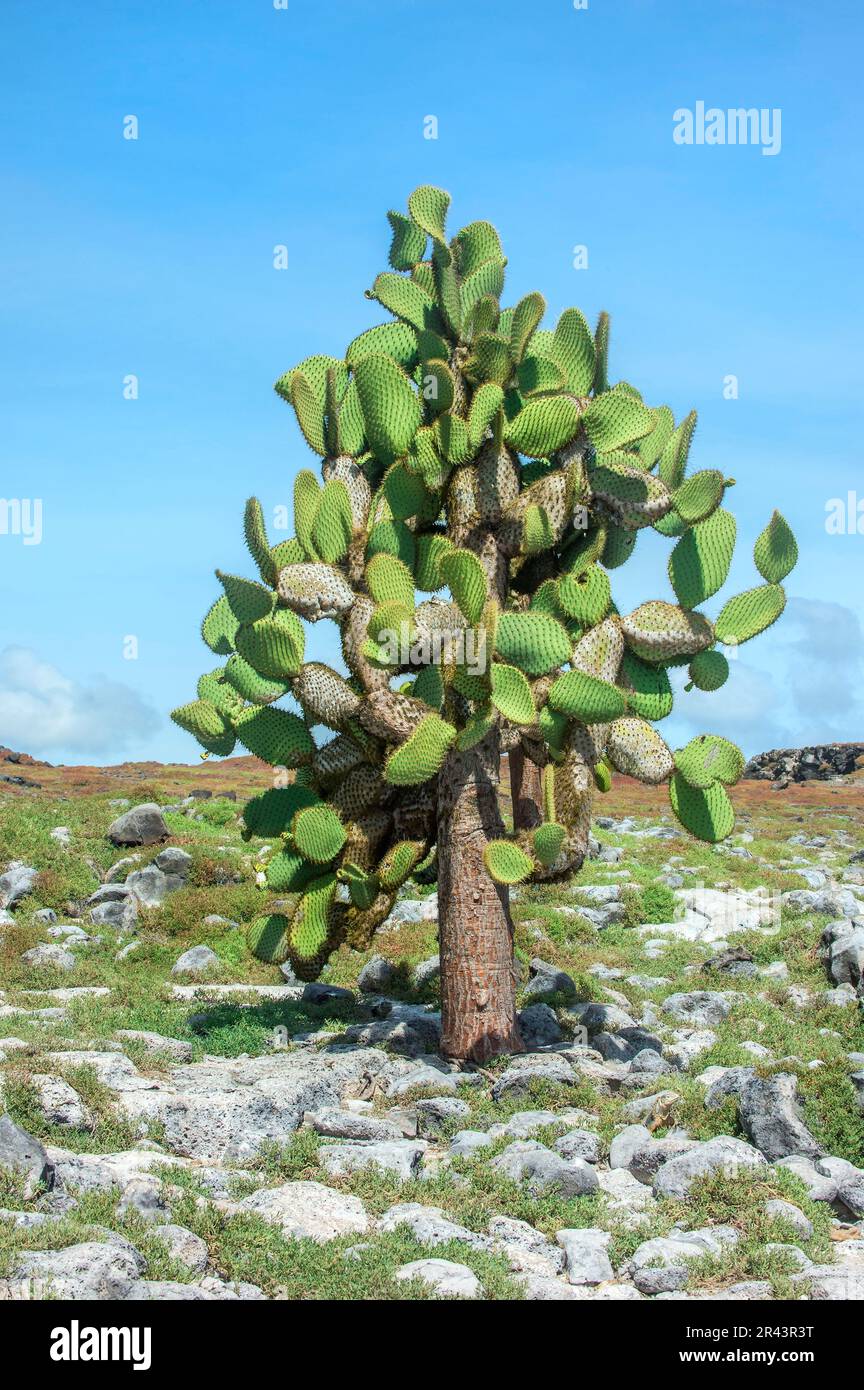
[{"xmin": 172, "ymin": 185, "xmax": 797, "ymax": 984}]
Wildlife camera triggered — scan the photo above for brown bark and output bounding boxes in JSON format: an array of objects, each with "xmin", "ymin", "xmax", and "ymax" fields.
[
  {"xmin": 438, "ymin": 728, "xmax": 525, "ymax": 1062},
  {"xmin": 509, "ymin": 745, "xmax": 544, "ymax": 831}
]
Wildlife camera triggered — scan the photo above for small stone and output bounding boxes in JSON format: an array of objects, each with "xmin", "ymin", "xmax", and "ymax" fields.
[
  {"xmin": 357, "ymin": 956, "xmax": 397, "ymax": 993},
  {"xmin": 394, "ymin": 1258, "xmax": 482, "ymax": 1298},
  {"xmin": 0, "ymin": 1116, "xmax": 53, "ymax": 1196},
  {"xmin": 557, "ymin": 1227, "xmax": 614, "ymax": 1284},
  {"xmin": 20, "ymin": 943, "xmax": 76, "ymax": 972},
  {"xmin": 0, "ymin": 862, "xmax": 38, "ymax": 910},
  {"xmin": 107, "ymin": 803, "xmax": 169, "ymax": 847},
  {"xmin": 171, "ymin": 945, "xmax": 220, "ymax": 976}
]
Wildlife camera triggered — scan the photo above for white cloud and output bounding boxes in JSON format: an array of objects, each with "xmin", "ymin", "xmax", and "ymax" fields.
[{"xmin": 0, "ymin": 646, "xmax": 160, "ymax": 758}]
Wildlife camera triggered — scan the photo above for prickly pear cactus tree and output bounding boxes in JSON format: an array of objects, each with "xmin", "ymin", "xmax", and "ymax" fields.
[{"xmin": 172, "ymin": 185, "xmax": 797, "ymax": 1062}]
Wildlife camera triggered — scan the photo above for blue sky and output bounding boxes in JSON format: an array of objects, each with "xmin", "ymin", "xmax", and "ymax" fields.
[{"xmin": 1, "ymin": 0, "xmax": 862, "ymax": 764}]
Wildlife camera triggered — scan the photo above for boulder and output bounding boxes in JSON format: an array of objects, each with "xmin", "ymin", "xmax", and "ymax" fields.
[{"xmin": 107, "ymin": 803, "xmax": 169, "ymax": 847}]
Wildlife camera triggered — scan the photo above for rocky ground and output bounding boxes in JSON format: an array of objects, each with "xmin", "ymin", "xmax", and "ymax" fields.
[{"xmin": 1, "ymin": 769, "xmax": 863, "ymax": 1301}]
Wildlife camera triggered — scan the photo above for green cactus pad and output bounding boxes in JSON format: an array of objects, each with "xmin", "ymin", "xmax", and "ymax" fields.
[
  {"xmin": 456, "ymin": 705, "xmax": 497, "ymax": 750},
  {"xmin": 197, "ymin": 669, "xmax": 244, "ymax": 718},
  {"xmin": 290, "ymin": 804, "xmax": 347, "ymax": 863},
  {"xmin": 413, "ymin": 663, "xmax": 445, "ymax": 710},
  {"xmin": 669, "ymin": 771, "xmax": 735, "ymax": 843},
  {"xmin": 170, "ymin": 699, "xmax": 233, "ymax": 753},
  {"xmin": 246, "ymin": 914, "xmax": 291, "ymax": 964},
  {"xmin": 601, "ymin": 523, "xmax": 638, "ymax": 570},
  {"xmin": 593, "ymin": 760, "xmax": 613, "ymax": 793},
  {"xmin": 674, "ymin": 734, "xmax": 745, "ymax": 789},
  {"xmin": 378, "ymin": 840, "xmax": 426, "ymax": 889},
  {"xmin": 714, "ymin": 584, "xmax": 786, "ymax": 645},
  {"xmin": 688, "ymin": 649, "xmax": 729, "ymax": 691},
  {"xmin": 354, "ymin": 354, "xmax": 422, "ymax": 463},
  {"xmin": 339, "ymin": 861, "xmax": 381, "ymax": 911},
  {"xmin": 483, "ymin": 839, "xmax": 534, "ymax": 885},
  {"xmin": 668, "ymin": 508, "xmax": 737, "ymax": 609},
  {"xmin": 583, "ymin": 387, "xmax": 655, "ymax": 451},
  {"xmin": 311, "ymin": 479, "xmax": 354, "ymax": 563},
  {"xmin": 548, "ymin": 670, "xmax": 626, "ymax": 723},
  {"xmin": 558, "ymin": 564, "xmax": 611, "ymax": 626},
  {"xmin": 223, "ymin": 652, "xmax": 289, "ymax": 705},
  {"xmin": 217, "ymin": 570, "xmax": 275, "ymax": 624},
  {"xmin": 532, "ymin": 821, "xmax": 566, "ymax": 866},
  {"xmin": 243, "ymin": 785, "xmax": 320, "ymax": 838},
  {"xmin": 509, "ymin": 292, "xmax": 546, "ymax": 362},
  {"xmin": 366, "ymin": 271, "xmax": 443, "ymax": 335},
  {"xmin": 347, "ymin": 317, "xmax": 419, "ymax": 368},
  {"xmin": 658, "ymin": 411, "xmax": 697, "ymax": 490},
  {"xmin": 382, "ymin": 462, "xmax": 428, "ymax": 521},
  {"xmin": 504, "ymin": 396, "xmax": 584, "ymax": 456},
  {"xmin": 365, "ymin": 551, "xmax": 416, "ymax": 610},
  {"xmin": 490, "ymin": 663, "xmax": 536, "ymax": 725},
  {"xmin": 384, "ymin": 712, "xmax": 457, "ymax": 785},
  {"xmin": 538, "ymin": 704, "xmax": 569, "ymax": 756},
  {"xmin": 620, "ymin": 651, "xmax": 674, "ymax": 720},
  {"xmin": 265, "ymin": 849, "xmax": 320, "ymax": 893},
  {"xmin": 385, "ymin": 211, "xmax": 427, "ymax": 272},
  {"xmin": 235, "ymin": 611, "xmax": 305, "ymax": 680},
  {"xmin": 522, "ymin": 504, "xmax": 556, "ymax": 555},
  {"xmin": 201, "ymin": 595, "xmax": 239, "ymax": 656},
  {"xmin": 293, "ymin": 470, "xmax": 321, "ymax": 559},
  {"xmin": 753, "ymin": 510, "xmax": 798, "ymax": 583},
  {"xmin": 549, "ymin": 307, "xmax": 596, "ymax": 394},
  {"xmin": 517, "ymin": 356, "xmax": 566, "ymax": 396},
  {"xmin": 672, "ymin": 469, "xmax": 726, "ymax": 525},
  {"xmin": 234, "ymin": 706, "xmax": 315, "ymax": 766},
  {"xmin": 286, "ymin": 873, "xmax": 341, "ymax": 979},
  {"xmin": 440, "ymin": 549, "xmax": 488, "ymax": 625},
  {"xmin": 454, "ymin": 219, "xmax": 504, "ymax": 276},
  {"xmin": 243, "ymin": 497, "xmax": 276, "ymax": 586},
  {"xmin": 468, "ymin": 383, "xmax": 505, "ymax": 450},
  {"xmin": 494, "ymin": 611, "xmax": 571, "ymax": 675},
  {"xmin": 413, "ymin": 531, "xmax": 452, "ymax": 590},
  {"xmin": 408, "ymin": 184, "xmax": 450, "ymax": 247}
]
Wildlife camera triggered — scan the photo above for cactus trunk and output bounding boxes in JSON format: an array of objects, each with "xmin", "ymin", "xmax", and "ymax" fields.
[
  {"xmin": 509, "ymin": 745, "xmax": 544, "ymax": 830},
  {"xmin": 438, "ymin": 729, "xmax": 524, "ymax": 1061}
]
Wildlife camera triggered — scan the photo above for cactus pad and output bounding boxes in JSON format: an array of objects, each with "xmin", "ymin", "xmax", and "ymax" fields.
[
  {"xmin": 548, "ymin": 670, "xmax": 626, "ymax": 723},
  {"xmin": 490, "ymin": 663, "xmax": 536, "ymax": 725},
  {"xmin": 714, "ymin": 584, "xmax": 786, "ymax": 645},
  {"xmin": 384, "ymin": 712, "xmax": 457, "ymax": 785},
  {"xmin": 494, "ymin": 611, "xmax": 571, "ymax": 675},
  {"xmin": 669, "ymin": 771, "xmax": 735, "ymax": 843},
  {"xmin": 483, "ymin": 839, "xmax": 534, "ymax": 884},
  {"xmin": 753, "ymin": 510, "xmax": 798, "ymax": 583}
]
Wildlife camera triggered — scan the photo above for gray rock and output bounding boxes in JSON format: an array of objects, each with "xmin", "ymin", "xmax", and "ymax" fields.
[
  {"xmin": 524, "ymin": 958, "xmax": 577, "ymax": 1002},
  {"xmin": 126, "ymin": 865, "xmax": 186, "ymax": 908},
  {"xmin": 414, "ymin": 1096, "xmax": 470, "ymax": 1137},
  {"xmin": 171, "ymin": 945, "xmax": 220, "ymax": 976},
  {"xmin": 738, "ymin": 1072, "xmax": 822, "ymax": 1160},
  {"xmin": 661, "ymin": 991, "xmax": 737, "ymax": 1027},
  {"xmin": 20, "ymin": 943, "xmax": 76, "ymax": 972},
  {"xmin": 107, "ymin": 803, "xmax": 169, "ymax": 847},
  {"xmin": 557, "ymin": 1227, "xmax": 614, "ymax": 1284},
  {"xmin": 49, "ymin": 827, "xmax": 72, "ymax": 847},
  {"xmin": 0, "ymin": 862, "xmax": 38, "ymax": 910},
  {"xmin": 303, "ymin": 1108, "xmax": 404, "ymax": 1142},
  {"xmin": 117, "ymin": 1177, "xmax": 171, "ymax": 1223},
  {"xmin": 628, "ymin": 1137, "xmax": 697, "ymax": 1185},
  {"xmin": 14, "ymin": 1238, "xmax": 146, "ymax": 1299},
  {"xmin": 825, "ymin": 927, "xmax": 864, "ymax": 987},
  {"xmin": 488, "ymin": 1215, "xmax": 564, "ymax": 1274},
  {"xmin": 115, "ymin": 1030, "xmax": 194, "ymax": 1062},
  {"xmin": 412, "ymin": 955, "xmax": 440, "ymax": 989},
  {"xmin": 33, "ymin": 907, "xmax": 57, "ymax": 924},
  {"xmin": 0, "ymin": 1116, "xmax": 53, "ymax": 1196},
  {"xmin": 380, "ymin": 1202, "xmax": 491, "ymax": 1250},
  {"xmin": 568, "ymin": 1001, "xmax": 637, "ymax": 1034},
  {"xmin": 554, "ymin": 1129, "xmax": 603, "ymax": 1164},
  {"xmin": 29, "ymin": 1074, "xmax": 92, "ymax": 1130},
  {"xmin": 357, "ymin": 956, "xmax": 397, "ymax": 994},
  {"xmin": 152, "ymin": 1223, "xmax": 209, "ymax": 1273},
  {"xmin": 791, "ymin": 1266, "xmax": 864, "ymax": 1300},
  {"xmin": 626, "ymin": 1226, "xmax": 739, "ymax": 1295},
  {"xmin": 772, "ymin": 1154, "xmax": 839, "ymax": 1204},
  {"xmin": 489, "ymin": 1140, "xmax": 598, "ymax": 1196},
  {"xmin": 320, "ymin": 1140, "xmax": 426, "ymax": 1181},
  {"xmin": 630, "ymin": 1048, "xmax": 673, "ymax": 1076},
  {"xmin": 703, "ymin": 1065, "xmax": 756, "ymax": 1110},
  {"xmin": 394, "ymin": 1258, "xmax": 482, "ymax": 1297},
  {"xmin": 518, "ymin": 1002, "xmax": 564, "ymax": 1047},
  {"xmin": 154, "ymin": 848, "xmax": 192, "ymax": 877},
  {"xmin": 491, "ymin": 1053, "xmax": 575, "ymax": 1101},
  {"xmin": 653, "ymin": 1135, "xmax": 767, "ymax": 1198},
  {"xmin": 449, "ymin": 1130, "xmax": 493, "ymax": 1157},
  {"xmin": 235, "ymin": 1180, "xmax": 368, "ymax": 1241},
  {"xmin": 609, "ymin": 1124, "xmax": 653, "ymax": 1170}
]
